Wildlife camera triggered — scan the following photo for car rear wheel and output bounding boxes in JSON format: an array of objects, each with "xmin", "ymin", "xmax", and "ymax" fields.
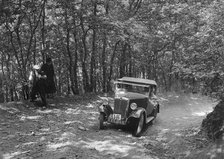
[
  {"xmin": 133, "ymin": 113, "xmax": 144, "ymax": 137},
  {"xmin": 99, "ymin": 113, "xmax": 105, "ymax": 129}
]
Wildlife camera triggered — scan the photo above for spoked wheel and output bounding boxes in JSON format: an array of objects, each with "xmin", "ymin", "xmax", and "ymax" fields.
[
  {"xmin": 133, "ymin": 113, "xmax": 145, "ymax": 137},
  {"xmin": 99, "ymin": 113, "xmax": 105, "ymax": 130}
]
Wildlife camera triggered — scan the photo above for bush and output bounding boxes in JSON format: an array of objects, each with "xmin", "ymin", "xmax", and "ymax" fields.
[{"xmin": 201, "ymin": 100, "xmax": 224, "ymax": 140}]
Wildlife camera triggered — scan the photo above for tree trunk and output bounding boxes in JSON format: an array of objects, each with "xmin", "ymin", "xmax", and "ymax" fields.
[
  {"xmin": 120, "ymin": 43, "xmax": 128, "ymax": 78},
  {"xmin": 101, "ymin": 0, "xmax": 109, "ymax": 92},
  {"xmin": 102, "ymin": 33, "xmax": 107, "ymax": 92},
  {"xmin": 128, "ymin": 44, "xmax": 132, "ymax": 77},
  {"xmin": 5, "ymin": 85, "xmax": 9, "ymax": 102},
  {"xmin": 79, "ymin": 9, "xmax": 90, "ymax": 93},
  {"xmin": 67, "ymin": 71, "xmax": 70, "ymax": 95},
  {"xmin": 64, "ymin": 6, "xmax": 76, "ymax": 95},
  {"xmin": 108, "ymin": 40, "xmax": 120, "ymax": 91},
  {"xmin": 0, "ymin": 57, "xmax": 4, "ymax": 103},
  {"xmin": 41, "ymin": 0, "xmax": 47, "ymax": 61},
  {"xmin": 73, "ymin": 27, "xmax": 79, "ymax": 95},
  {"xmin": 10, "ymin": 87, "xmax": 14, "ymax": 101},
  {"xmin": 33, "ymin": 34, "xmax": 37, "ymax": 65},
  {"xmin": 57, "ymin": 58, "xmax": 63, "ymax": 95},
  {"xmin": 159, "ymin": 61, "xmax": 168, "ymax": 91},
  {"xmin": 90, "ymin": 0, "xmax": 97, "ymax": 92}
]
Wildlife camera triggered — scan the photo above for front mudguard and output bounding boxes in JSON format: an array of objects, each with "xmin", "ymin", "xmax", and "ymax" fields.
[
  {"xmin": 98, "ymin": 104, "xmax": 113, "ymax": 120},
  {"xmin": 129, "ymin": 108, "xmax": 146, "ymax": 119}
]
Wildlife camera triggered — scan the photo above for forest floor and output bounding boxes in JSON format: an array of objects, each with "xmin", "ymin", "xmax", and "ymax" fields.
[{"xmin": 0, "ymin": 92, "xmax": 223, "ymax": 159}]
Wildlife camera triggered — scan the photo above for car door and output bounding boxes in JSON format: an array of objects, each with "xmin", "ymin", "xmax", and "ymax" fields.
[{"xmin": 146, "ymin": 98, "xmax": 154, "ymax": 116}]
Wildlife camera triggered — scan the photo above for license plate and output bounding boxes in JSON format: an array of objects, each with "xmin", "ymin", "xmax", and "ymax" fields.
[
  {"xmin": 108, "ymin": 114, "xmax": 125, "ymax": 125},
  {"xmin": 112, "ymin": 114, "xmax": 121, "ymax": 120}
]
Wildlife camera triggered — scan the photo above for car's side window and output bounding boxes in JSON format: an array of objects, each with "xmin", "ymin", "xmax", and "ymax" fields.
[{"xmin": 149, "ymin": 86, "xmax": 157, "ymax": 99}]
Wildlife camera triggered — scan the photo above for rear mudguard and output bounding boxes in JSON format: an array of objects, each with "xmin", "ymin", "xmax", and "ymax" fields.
[
  {"xmin": 98, "ymin": 104, "xmax": 113, "ymax": 119},
  {"xmin": 129, "ymin": 108, "xmax": 146, "ymax": 119}
]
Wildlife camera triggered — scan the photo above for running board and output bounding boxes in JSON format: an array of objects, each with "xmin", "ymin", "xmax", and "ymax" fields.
[{"xmin": 146, "ymin": 116, "xmax": 154, "ymax": 123}]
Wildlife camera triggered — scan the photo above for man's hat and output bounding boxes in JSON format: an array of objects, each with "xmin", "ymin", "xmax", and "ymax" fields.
[{"xmin": 33, "ymin": 65, "xmax": 40, "ymax": 70}]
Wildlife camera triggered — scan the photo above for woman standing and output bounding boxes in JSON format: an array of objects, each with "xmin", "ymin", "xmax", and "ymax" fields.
[{"xmin": 40, "ymin": 57, "xmax": 56, "ymax": 97}]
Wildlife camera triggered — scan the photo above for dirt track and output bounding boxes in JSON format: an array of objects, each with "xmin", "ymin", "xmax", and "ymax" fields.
[{"xmin": 0, "ymin": 93, "xmax": 218, "ymax": 159}]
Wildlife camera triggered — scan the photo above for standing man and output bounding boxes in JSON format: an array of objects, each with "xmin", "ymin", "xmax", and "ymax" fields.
[{"xmin": 40, "ymin": 57, "xmax": 56, "ymax": 97}]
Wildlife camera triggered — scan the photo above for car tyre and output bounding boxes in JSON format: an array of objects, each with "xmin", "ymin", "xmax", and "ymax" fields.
[
  {"xmin": 99, "ymin": 113, "xmax": 105, "ymax": 130},
  {"xmin": 133, "ymin": 113, "xmax": 144, "ymax": 137}
]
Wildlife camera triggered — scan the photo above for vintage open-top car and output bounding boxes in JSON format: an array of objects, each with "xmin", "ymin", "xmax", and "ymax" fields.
[{"xmin": 98, "ymin": 77, "xmax": 160, "ymax": 136}]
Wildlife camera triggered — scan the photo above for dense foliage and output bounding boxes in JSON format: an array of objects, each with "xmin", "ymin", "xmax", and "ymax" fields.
[
  {"xmin": 1, "ymin": 0, "xmax": 224, "ymax": 101},
  {"xmin": 202, "ymin": 100, "xmax": 224, "ymax": 140}
]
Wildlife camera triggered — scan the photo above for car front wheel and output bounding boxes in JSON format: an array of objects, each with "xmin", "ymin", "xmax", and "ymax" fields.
[{"xmin": 133, "ymin": 113, "xmax": 144, "ymax": 137}]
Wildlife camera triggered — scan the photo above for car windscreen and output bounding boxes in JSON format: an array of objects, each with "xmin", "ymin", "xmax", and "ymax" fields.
[{"xmin": 116, "ymin": 83, "xmax": 149, "ymax": 95}]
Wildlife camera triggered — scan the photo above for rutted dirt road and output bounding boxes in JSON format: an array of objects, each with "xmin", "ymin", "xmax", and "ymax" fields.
[{"xmin": 0, "ymin": 93, "xmax": 217, "ymax": 159}]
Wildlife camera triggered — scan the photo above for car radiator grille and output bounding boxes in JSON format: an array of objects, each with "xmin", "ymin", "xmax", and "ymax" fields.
[{"xmin": 114, "ymin": 98, "xmax": 129, "ymax": 118}]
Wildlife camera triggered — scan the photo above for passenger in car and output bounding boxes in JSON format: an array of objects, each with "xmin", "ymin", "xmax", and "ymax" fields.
[{"xmin": 150, "ymin": 86, "xmax": 157, "ymax": 99}]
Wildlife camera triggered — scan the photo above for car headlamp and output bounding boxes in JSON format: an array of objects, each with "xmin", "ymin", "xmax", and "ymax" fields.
[{"xmin": 130, "ymin": 103, "xmax": 137, "ymax": 110}]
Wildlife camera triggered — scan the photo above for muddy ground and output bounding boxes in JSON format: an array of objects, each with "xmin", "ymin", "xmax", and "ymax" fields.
[{"xmin": 0, "ymin": 93, "xmax": 223, "ymax": 159}]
